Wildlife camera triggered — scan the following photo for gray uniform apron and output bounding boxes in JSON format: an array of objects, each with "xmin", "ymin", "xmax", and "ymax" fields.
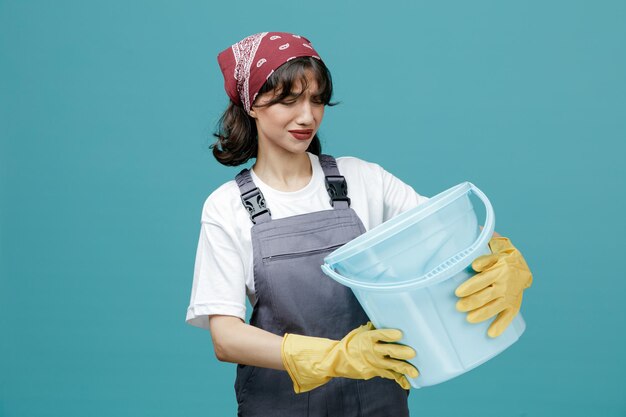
[{"xmin": 234, "ymin": 154, "xmax": 410, "ymax": 417}]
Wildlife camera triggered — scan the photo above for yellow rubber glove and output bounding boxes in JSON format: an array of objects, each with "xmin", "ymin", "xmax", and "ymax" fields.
[
  {"xmin": 455, "ymin": 237, "xmax": 533, "ymax": 338},
  {"xmin": 281, "ymin": 322, "xmax": 418, "ymax": 393}
]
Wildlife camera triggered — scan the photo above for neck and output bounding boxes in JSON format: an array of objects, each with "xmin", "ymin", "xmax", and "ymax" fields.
[{"xmin": 253, "ymin": 147, "xmax": 312, "ymax": 192}]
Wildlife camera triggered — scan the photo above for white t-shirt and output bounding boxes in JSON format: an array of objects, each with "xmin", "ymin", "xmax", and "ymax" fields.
[{"xmin": 185, "ymin": 153, "xmax": 429, "ymax": 330}]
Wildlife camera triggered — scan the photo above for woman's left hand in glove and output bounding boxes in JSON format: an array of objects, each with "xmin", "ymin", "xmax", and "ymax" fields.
[{"xmin": 455, "ymin": 237, "xmax": 533, "ymax": 338}]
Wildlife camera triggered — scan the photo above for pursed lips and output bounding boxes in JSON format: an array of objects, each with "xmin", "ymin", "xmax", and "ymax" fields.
[{"xmin": 288, "ymin": 129, "xmax": 314, "ymax": 140}]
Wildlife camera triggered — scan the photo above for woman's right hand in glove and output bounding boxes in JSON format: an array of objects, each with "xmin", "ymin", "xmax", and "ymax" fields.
[{"xmin": 281, "ymin": 322, "xmax": 418, "ymax": 393}]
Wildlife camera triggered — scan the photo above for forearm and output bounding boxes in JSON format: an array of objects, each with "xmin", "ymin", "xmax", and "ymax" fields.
[
  {"xmin": 209, "ymin": 316, "xmax": 418, "ymax": 393},
  {"xmin": 209, "ymin": 315, "xmax": 285, "ymax": 370}
]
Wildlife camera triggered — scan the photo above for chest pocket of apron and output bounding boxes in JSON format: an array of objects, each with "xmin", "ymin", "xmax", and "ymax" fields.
[{"xmin": 253, "ymin": 213, "xmax": 367, "ymax": 339}]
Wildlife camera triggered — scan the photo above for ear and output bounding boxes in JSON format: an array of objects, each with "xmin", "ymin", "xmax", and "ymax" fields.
[{"xmin": 248, "ymin": 107, "xmax": 257, "ymax": 119}]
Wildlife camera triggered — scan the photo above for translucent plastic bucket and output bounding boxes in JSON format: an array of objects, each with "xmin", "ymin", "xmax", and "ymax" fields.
[{"xmin": 321, "ymin": 182, "xmax": 525, "ymax": 388}]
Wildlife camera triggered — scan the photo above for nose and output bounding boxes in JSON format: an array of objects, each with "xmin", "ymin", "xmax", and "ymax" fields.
[{"xmin": 295, "ymin": 100, "xmax": 315, "ymax": 126}]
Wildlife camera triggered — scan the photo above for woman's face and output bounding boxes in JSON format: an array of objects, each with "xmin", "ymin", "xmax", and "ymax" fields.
[{"xmin": 249, "ymin": 71, "xmax": 325, "ymax": 157}]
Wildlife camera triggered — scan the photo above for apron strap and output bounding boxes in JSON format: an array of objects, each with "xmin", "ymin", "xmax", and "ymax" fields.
[
  {"xmin": 235, "ymin": 168, "xmax": 272, "ymax": 224},
  {"xmin": 319, "ymin": 154, "xmax": 351, "ymax": 209},
  {"xmin": 235, "ymin": 154, "xmax": 350, "ymax": 224}
]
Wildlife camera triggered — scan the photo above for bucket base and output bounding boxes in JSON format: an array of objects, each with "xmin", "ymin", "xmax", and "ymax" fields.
[
  {"xmin": 353, "ymin": 266, "xmax": 526, "ymax": 388},
  {"xmin": 407, "ymin": 314, "xmax": 526, "ymax": 388}
]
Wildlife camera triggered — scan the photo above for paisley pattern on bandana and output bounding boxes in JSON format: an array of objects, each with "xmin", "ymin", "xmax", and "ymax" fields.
[
  {"xmin": 217, "ymin": 32, "xmax": 324, "ymax": 114},
  {"xmin": 231, "ymin": 32, "xmax": 267, "ymax": 114}
]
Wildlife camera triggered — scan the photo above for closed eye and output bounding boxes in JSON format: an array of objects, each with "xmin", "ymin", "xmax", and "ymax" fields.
[
  {"xmin": 279, "ymin": 93, "xmax": 300, "ymax": 104},
  {"xmin": 279, "ymin": 92, "xmax": 324, "ymax": 106}
]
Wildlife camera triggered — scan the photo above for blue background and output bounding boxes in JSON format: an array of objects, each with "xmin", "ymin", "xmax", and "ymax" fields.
[{"xmin": 1, "ymin": 0, "xmax": 625, "ymax": 416}]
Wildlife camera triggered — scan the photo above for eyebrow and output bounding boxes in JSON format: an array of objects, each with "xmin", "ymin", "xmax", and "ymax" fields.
[{"xmin": 285, "ymin": 90, "xmax": 323, "ymax": 97}]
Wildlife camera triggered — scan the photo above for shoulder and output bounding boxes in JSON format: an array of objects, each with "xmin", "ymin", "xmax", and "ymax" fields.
[
  {"xmin": 335, "ymin": 154, "xmax": 428, "ymax": 208},
  {"xmin": 333, "ymin": 156, "xmax": 386, "ymax": 203},
  {"xmin": 335, "ymin": 155, "xmax": 386, "ymax": 179},
  {"xmin": 200, "ymin": 179, "xmax": 247, "ymax": 227}
]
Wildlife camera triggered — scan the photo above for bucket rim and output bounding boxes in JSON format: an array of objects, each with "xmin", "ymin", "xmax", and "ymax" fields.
[
  {"xmin": 322, "ymin": 239, "xmax": 490, "ymax": 292},
  {"xmin": 321, "ymin": 182, "xmax": 496, "ymax": 292},
  {"xmin": 324, "ymin": 182, "xmax": 474, "ymax": 267}
]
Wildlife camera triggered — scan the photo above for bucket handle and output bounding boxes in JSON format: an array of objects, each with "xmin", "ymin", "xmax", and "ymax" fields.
[
  {"xmin": 468, "ymin": 182, "xmax": 495, "ymax": 257},
  {"xmin": 321, "ymin": 182, "xmax": 496, "ymax": 290}
]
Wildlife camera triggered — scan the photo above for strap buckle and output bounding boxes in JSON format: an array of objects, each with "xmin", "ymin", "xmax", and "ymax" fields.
[
  {"xmin": 325, "ymin": 175, "xmax": 351, "ymax": 207},
  {"xmin": 241, "ymin": 188, "xmax": 271, "ymax": 224}
]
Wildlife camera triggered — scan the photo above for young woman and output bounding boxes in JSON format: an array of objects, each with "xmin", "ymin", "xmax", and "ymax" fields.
[{"xmin": 186, "ymin": 31, "xmax": 533, "ymax": 417}]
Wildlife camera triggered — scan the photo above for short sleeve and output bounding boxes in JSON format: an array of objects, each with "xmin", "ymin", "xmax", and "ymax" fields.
[
  {"xmin": 185, "ymin": 215, "xmax": 247, "ymax": 330},
  {"xmin": 381, "ymin": 167, "xmax": 429, "ymax": 222}
]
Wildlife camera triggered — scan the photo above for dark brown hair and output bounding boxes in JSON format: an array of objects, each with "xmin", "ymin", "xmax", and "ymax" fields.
[{"xmin": 211, "ymin": 56, "xmax": 338, "ymax": 166}]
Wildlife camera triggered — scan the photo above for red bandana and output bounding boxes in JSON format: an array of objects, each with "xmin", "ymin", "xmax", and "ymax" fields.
[{"xmin": 217, "ymin": 32, "xmax": 323, "ymax": 114}]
